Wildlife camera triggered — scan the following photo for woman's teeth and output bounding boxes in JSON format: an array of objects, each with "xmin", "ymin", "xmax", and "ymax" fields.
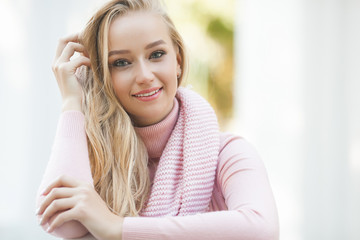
[{"xmin": 134, "ymin": 89, "xmax": 160, "ymax": 97}]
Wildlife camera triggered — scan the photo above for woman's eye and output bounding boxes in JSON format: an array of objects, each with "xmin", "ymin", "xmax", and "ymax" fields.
[
  {"xmin": 150, "ymin": 51, "xmax": 165, "ymax": 59},
  {"xmin": 113, "ymin": 59, "xmax": 130, "ymax": 67}
]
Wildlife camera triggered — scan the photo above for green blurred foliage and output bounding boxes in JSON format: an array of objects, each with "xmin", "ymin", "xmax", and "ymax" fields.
[{"xmin": 165, "ymin": 0, "xmax": 235, "ymax": 129}]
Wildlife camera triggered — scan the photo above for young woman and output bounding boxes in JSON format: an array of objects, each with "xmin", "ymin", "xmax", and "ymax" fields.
[{"xmin": 36, "ymin": 0, "xmax": 279, "ymax": 239}]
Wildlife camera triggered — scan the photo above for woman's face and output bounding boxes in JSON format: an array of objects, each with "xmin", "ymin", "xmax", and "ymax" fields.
[{"xmin": 108, "ymin": 11, "xmax": 181, "ymax": 127}]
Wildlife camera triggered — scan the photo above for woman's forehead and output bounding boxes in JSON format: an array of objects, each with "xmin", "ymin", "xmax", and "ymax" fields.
[{"xmin": 108, "ymin": 11, "xmax": 171, "ymax": 49}]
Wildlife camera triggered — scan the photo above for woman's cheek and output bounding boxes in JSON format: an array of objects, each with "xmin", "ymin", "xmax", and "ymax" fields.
[
  {"xmin": 112, "ymin": 72, "xmax": 130, "ymax": 94},
  {"xmin": 155, "ymin": 60, "xmax": 177, "ymax": 82}
]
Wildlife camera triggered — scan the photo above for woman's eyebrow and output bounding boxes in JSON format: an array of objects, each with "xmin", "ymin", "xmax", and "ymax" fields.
[
  {"xmin": 145, "ymin": 39, "xmax": 166, "ymax": 49},
  {"xmin": 108, "ymin": 40, "xmax": 166, "ymax": 58},
  {"xmin": 108, "ymin": 49, "xmax": 130, "ymax": 57}
]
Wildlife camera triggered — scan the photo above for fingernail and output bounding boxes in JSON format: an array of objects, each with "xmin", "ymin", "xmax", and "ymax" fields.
[
  {"xmin": 35, "ymin": 207, "xmax": 40, "ymax": 215},
  {"xmin": 46, "ymin": 226, "xmax": 53, "ymax": 233}
]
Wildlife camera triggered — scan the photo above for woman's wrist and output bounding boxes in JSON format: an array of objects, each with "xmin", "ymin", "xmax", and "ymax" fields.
[
  {"xmin": 61, "ymin": 97, "xmax": 82, "ymax": 112},
  {"xmin": 108, "ymin": 216, "xmax": 124, "ymax": 240}
]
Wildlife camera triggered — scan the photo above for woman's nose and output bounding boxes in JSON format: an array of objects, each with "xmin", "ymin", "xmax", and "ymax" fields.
[{"xmin": 135, "ymin": 60, "xmax": 155, "ymax": 84}]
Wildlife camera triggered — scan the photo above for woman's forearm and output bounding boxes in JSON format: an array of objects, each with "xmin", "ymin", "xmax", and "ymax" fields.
[{"xmin": 36, "ymin": 111, "xmax": 93, "ymax": 238}]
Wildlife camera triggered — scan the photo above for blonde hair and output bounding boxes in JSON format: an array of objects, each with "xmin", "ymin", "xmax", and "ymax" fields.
[{"xmin": 79, "ymin": 0, "xmax": 187, "ymax": 217}]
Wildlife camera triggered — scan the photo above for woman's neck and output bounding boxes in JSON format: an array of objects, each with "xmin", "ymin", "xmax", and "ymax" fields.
[{"xmin": 134, "ymin": 98, "xmax": 179, "ymax": 159}]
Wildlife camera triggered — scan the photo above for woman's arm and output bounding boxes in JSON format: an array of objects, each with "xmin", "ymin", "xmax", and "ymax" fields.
[
  {"xmin": 121, "ymin": 134, "xmax": 279, "ymax": 240},
  {"xmin": 36, "ymin": 111, "xmax": 93, "ymax": 238},
  {"xmin": 36, "ymin": 111, "xmax": 124, "ymax": 240},
  {"xmin": 37, "ymin": 110, "xmax": 278, "ymax": 240},
  {"xmin": 37, "ymin": 33, "xmax": 126, "ymax": 239},
  {"xmin": 36, "ymin": 33, "xmax": 96, "ymax": 238},
  {"xmin": 37, "ymin": 32, "xmax": 92, "ymax": 196}
]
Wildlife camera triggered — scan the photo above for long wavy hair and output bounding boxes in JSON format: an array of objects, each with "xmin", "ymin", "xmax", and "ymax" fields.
[{"xmin": 78, "ymin": 0, "xmax": 187, "ymax": 217}]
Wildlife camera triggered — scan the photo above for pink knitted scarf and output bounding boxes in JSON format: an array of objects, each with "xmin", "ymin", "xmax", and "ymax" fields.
[{"xmin": 140, "ymin": 87, "xmax": 220, "ymax": 217}]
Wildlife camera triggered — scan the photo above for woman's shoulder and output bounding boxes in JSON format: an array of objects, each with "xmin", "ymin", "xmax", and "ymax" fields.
[
  {"xmin": 219, "ymin": 132, "xmax": 258, "ymax": 154},
  {"xmin": 218, "ymin": 132, "xmax": 265, "ymax": 170}
]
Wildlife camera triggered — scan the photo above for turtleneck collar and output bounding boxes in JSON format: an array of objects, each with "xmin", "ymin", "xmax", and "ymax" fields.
[{"xmin": 134, "ymin": 98, "xmax": 179, "ymax": 159}]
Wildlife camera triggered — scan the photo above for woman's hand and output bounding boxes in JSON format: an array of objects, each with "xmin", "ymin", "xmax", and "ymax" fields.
[
  {"xmin": 37, "ymin": 175, "xmax": 124, "ymax": 240},
  {"xmin": 52, "ymin": 33, "xmax": 91, "ymax": 112}
]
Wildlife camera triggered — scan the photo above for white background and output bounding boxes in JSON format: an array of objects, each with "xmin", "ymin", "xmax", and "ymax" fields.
[
  {"xmin": 235, "ymin": 0, "xmax": 360, "ymax": 239},
  {"xmin": 0, "ymin": 0, "xmax": 359, "ymax": 239}
]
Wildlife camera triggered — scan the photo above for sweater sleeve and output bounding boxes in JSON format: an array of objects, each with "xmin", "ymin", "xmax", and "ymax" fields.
[
  {"xmin": 122, "ymin": 133, "xmax": 279, "ymax": 240},
  {"xmin": 36, "ymin": 111, "xmax": 93, "ymax": 239}
]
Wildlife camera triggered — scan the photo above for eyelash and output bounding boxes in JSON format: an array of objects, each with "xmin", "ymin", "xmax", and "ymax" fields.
[
  {"xmin": 150, "ymin": 50, "xmax": 166, "ymax": 59},
  {"xmin": 112, "ymin": 59, "xmax": 130, "ymax": 68},
  {"xmin": 111, "ymin": 50, "xmax": 166, "ymax": 68}
]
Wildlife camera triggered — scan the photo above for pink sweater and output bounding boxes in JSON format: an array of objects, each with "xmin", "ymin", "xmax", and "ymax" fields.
[{"xmin": 37, "ymin": 99, "xmax": 279, "ymax": 239}]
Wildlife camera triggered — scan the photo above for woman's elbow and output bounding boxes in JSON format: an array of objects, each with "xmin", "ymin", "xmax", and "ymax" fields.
[
  {"xmin": 260, "ymin": 221, "xmax": 279, "ymax": 240},
  {"xmin": 238, "ymin": 208, "xmax": 279, "ymax": 240},
  {"xmin": 257, "ymin": 212, "xmax": 279, "ymax": 240},
  {"xmin": 41, "ymin": 220, "xmax": 89, "ymax": 239}
]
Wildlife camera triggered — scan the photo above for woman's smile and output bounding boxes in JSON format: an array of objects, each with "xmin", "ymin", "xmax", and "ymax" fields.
[{"xmin": 132, "ymin": 87, "xmax": 163, "ymax": 101}]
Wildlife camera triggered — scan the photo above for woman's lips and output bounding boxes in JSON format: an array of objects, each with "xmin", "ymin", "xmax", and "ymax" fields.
[{"xmin": 133, "ymin": 87, "xmax": 162, "ymax": 102}]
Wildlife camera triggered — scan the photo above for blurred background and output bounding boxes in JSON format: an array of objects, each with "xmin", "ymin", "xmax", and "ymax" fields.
[{"xmin": 0, "ymin": 0, "xmax": 359, "ymax": 239}]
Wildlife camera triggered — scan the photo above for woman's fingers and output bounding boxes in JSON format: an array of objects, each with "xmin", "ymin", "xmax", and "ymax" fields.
[
  {"xmin": 54, "ymin": 33, "xmax": 80, "ymax": 60},
  {"xmin": 57, "ymin": 42, "xmax": 87, "ymax": 64},
  {"xmin": 36, "ymin": 177, "xmax": 122, "ymax": 239},
  {"xmin": 41, "ymin": 175, "xmax": 80, "ymax": 196},
  {"xmin": 70, "ymin": 55, "xmax": 91, "ymax": 71},
  {"xmin": 37, "ymin": 176, "xmax": 92, "ymax": 227},
  {"xmin": 53, "ymin": 56, "xmax": 91, "ymax": 81},
  {"xmin": 37, "ymin": 186, "xmax": 76, "ymax": 216},
  {"xmin": 40, "ymin": 197, "xmax": 76, "ymax": 226},
  {"xmin": 52, "ymin": 43, "xmax": 89, "ymax": 74},
  {"xmin": 46, "ymin": 209, "xmax": 78, "ymax": 233},
  {"xmin": 52, "ymin": 33, "xmax": 90, "ymax": 105}
]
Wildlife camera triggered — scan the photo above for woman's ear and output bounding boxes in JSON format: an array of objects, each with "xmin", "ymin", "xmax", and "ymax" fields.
[{"xmin": 176, "ymin": 47, "xmax": 182, "ymax": 78}]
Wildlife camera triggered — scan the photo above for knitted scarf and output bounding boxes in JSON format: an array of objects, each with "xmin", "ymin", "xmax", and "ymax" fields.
[{"xmin": 140, "ymin": 87, "xmax": 220, "ymax": 217}]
